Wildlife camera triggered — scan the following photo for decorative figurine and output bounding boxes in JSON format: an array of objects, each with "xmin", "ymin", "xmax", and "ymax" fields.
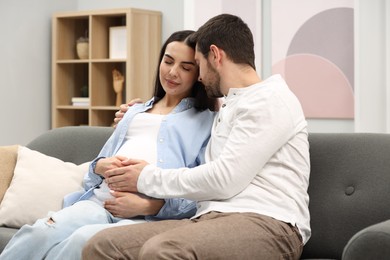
[{"xmin": 112, "ymin": 69, "xmax": 124, "ymax": 106}]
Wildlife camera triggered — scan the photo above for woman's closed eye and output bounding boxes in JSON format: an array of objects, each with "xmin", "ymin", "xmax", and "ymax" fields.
[{"xmin": 182, "ymin": 65, "xmax": 193, "ymax": 72}]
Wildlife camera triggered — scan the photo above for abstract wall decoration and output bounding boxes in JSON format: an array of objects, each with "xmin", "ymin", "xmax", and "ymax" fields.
[{"xmin": 272, "ymin": 0, "xmax": 354, "ymax": 118}]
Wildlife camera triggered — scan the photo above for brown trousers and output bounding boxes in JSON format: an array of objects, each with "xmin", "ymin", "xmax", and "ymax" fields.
[{"xmin": 82, "ymin": 212, "xmax": 303, "ymax": 260}]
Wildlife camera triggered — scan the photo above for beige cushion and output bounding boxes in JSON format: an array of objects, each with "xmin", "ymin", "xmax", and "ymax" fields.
[
  {"xmin": 0, "ymin": 145, "xmax": 19, "ymax": 203},
  {"xmin": 0, "ymin": 146, "xmax": 89, "ymax": 228}
]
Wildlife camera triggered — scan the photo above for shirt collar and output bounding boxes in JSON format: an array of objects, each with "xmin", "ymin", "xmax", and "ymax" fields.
[{"xmin": 144, "ymin": 97, "xmax": 195, "ymax": 113}]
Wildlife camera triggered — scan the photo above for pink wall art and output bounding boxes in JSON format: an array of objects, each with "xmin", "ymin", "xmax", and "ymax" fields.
[{"xmin": 272, "ymin": 0, "xmax": 354, "ymax": 118}]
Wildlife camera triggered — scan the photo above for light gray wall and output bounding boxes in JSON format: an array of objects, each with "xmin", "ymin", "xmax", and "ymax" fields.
[
  {"xmin": 0, "ymin": 0, "xmax": 77, "ymax": 145},
  {"xmin": 0, "ymin": 0, "xmax": 184, "ymax": 146}
]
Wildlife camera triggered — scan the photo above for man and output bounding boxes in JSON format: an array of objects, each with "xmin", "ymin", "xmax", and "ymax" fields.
[{"xmin": 83, "ymin": 13, "xmax": 310, "ymax": 259}]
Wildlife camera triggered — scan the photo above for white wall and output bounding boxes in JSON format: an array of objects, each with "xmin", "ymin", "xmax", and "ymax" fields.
[
  {"xmin": 0, "ymin": 0, "xmax": 77, "ymax": 146},
  {"xmin": 354, "ymin": 0, "xmax": 390, "ymax": 133}
]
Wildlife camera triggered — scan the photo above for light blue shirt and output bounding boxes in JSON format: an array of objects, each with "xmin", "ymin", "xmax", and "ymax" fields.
[{"xmin": 64, "ymin": 97, "xmax": 216, "ymax": 220}]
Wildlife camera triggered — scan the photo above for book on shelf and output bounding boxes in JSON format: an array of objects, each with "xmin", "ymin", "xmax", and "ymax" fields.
[{"xmin": 71, "ymin": 97, "xmax": 90, "ymax": 106}]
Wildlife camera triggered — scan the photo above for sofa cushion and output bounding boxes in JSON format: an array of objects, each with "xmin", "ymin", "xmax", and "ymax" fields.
[
  {"xmin": 0, "ymin": 146, "xmax": 89, "ymax": 228},
  {"xmin": 0, "ymin": 145, "xmax": 19, "ymax": 203},
  {"xmin": 0, "ymin": 227, "xmax": 17, "ymax": 253}
]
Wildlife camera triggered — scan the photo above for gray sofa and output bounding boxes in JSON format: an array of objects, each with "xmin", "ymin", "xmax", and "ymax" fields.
[{"xmin": 1, "ymin": 126, "xmax": 390, "ymax": 259}]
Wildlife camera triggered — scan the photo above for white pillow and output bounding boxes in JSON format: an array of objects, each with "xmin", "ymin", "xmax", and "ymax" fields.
[{"xmin": 0, "ymin": 146, "xmax": 89, "ymax": 228}]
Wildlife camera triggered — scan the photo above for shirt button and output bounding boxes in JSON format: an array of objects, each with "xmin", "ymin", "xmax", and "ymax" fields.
[
  {"xmin": 159, "ymin": 159, "xmax": 164, "ymax": 163},
  {"xmin": 221, "ymin": 104, "xmax": 226, "ymax": 108},
  {"xmin": 159, "ymin": 138, "xmax": 164, "ymax": 142}
]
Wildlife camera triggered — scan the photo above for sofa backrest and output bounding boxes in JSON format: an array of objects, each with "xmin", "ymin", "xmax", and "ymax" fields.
[
  {"xmin": 26, "ymin": 126, "xmax": 114, "ymax": 165},
  {"xmin": 301, "ymin": 133, "xmax": 390, "ymax": 259}
]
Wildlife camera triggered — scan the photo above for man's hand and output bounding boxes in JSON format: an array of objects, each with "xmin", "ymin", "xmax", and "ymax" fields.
[
  {"xmin": 113, "ymin": 98, "xmax": 143, "ymax": 128},
  {"xmin": 105, "ymin": 159, "xmax": 149, "ymax": 192},
  {"xmin": 104, "ymin": 191, "xmax": 164, "ymax": 218}
]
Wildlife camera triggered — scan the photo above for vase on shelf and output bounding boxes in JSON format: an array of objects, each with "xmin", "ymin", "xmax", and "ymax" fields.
[{"xmin": 76, "ymin": 36, "xmax": 89, "ymax": 59}]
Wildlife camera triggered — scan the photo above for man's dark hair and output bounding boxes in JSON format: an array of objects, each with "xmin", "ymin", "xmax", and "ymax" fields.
[{"xmin": 189, "ymin": 14, "xmax": 255, "ymax": 69}]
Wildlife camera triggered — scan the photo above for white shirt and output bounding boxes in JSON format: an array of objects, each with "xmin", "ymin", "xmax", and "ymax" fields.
[
  {"xmin": 116, "ymin": 112, "xmax": 163, "ymax": 163},
  {"xmin": 138, "ymin": 75, "xmax": 311, "ymax": 243},
  {"xmin": 91, "ymin": 113, "xmax": 163, "ymax": 205}
]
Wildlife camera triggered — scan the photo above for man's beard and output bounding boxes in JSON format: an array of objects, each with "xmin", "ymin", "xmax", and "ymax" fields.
[{"xmin": 204, "ymin": 61, "xmax": 223, "ymax": 98}]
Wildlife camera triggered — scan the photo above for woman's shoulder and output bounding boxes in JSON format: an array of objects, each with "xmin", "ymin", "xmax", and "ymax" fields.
[
  {"xmin": 189, "ymin": 107, "xmax": 217, "ymax": 118},
  {"xmin": 184, "ymin": 109, "xmax": 216, "ymax": 129}
]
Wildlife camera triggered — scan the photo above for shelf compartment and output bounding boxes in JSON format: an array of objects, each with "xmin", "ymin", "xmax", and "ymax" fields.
[
  {"xmin": 91, "ymin": 109, "xmax": 117, "ymax": 126},
  {"xmin": 55, "ymin": 16, "xmax": 89, "ymax": 60},
  {"xmin": 91, "ymin": 14, "xmax": 126, "ymax": 60},
  {"xmin": 55, "ymin": 108, "xmax": 89, "ymax": 127},
  {"xmin": 91, "ymin": 62, "xmax": 126, "ymax": 107},
  {"xmin": 54, "ymin": 63, "xmax": 89, "ymax": 106}
]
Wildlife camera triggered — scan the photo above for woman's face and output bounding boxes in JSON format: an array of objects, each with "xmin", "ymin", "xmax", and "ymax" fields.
[{"xmin": 159, "ymin": 41, "xmax": 198, "ymax": 99}]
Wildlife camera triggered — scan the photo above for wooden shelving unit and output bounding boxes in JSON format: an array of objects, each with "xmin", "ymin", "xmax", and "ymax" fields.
[{"xmin": 51, "ymin": 8, "xmax": 161, "ymax": 128}]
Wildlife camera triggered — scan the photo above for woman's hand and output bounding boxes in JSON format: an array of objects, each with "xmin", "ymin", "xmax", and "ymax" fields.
[
  {"xmin": 94, "ymin": 156, "xmax": 128, "ymax": 177},
  {"xmin": 113, "ymin": 98, "xmax": 143, "ymax": 128},
  {"xmin": 104, "ymin": 191, "xmax": 164, "ymax": 218}
]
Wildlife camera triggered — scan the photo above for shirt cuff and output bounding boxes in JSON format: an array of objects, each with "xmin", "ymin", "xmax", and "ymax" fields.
[
  {"xmin": 137, "ymin": 164, "xmax": 158, "ymax": 194},
  {"xmin": 90, "ymin": 157, "xmax": 105, "ymax": 175}
]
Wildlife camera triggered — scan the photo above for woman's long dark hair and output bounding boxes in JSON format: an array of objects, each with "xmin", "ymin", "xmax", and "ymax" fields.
[{"xmin": 152, "ymin": 30, "xmax": 218, "ymax": 111}]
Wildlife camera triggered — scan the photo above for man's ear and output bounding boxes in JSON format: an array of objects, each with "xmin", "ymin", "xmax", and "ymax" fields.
[{"xmin": 209, "ymin": 44, "xmax": 222, "ymax": 65}]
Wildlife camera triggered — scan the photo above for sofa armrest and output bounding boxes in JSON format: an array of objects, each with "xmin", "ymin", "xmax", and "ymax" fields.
[
  {"xmin": 342, "ymin": 219, "xmax": 390, "ymax": 260},
  {"xmin": 0, "ymin": 145, "xmax": 18, "ymax": 204}
]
